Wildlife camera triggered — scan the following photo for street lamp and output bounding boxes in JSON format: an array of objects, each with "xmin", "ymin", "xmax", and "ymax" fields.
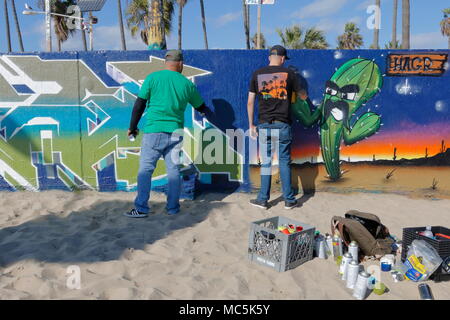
[{"xmin": 22, "ymin": 3, "xmax": 98, "ymax": 52}]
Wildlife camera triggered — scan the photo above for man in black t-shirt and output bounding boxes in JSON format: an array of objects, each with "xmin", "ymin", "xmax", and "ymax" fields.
[{"xmin": 247, "ymin": 45, "xmax": 308, "ymax": 210}]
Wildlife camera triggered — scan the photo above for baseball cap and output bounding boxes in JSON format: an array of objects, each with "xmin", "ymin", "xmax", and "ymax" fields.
[
  {"xmin": 269, "ymin": 45, "xmax": 290, "ymax": 60},
  {"xmin": 165, "ymin": 50, "xmax": 184, "ymax": 62}
]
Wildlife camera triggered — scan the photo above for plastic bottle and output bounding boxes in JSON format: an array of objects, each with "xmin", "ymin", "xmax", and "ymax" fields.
[{"xmin": 422, "ymin": 226, "xmax": 433, "ymax": 239}]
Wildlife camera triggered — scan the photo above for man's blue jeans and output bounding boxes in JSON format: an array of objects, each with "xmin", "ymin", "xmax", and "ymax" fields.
[
  {"xmin": 257, "ymin": 122, "xmax": 295, "ymax": 203},
  {"xmin": 134, "ymin": 132, "xmax": 183, "ymax": 214}
]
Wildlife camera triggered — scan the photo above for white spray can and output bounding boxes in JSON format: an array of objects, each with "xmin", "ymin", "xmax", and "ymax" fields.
[
  {"xmin": 325, "ymin": 235, "xmax": 333, "ymax": 258},
  {"xmin": 338, "ymin": 238, "xmax": 344, "ymax": 257},
  {"xmin": 339, "ymin": 252, "xmax": 353, "ymax": 280},
  {"xmin": 353, "ymin": 271, "xmax": 370, "ymax": 300},
  {"xmin": 315, "ymin": 235, "xmax": 327, "ymax": 259},
  {"xmin": 346, "ymin": 260, "xmax": 360, "ymax": 289},
  {"xmin": 348, "ymin": 241, "xmax": 359, "ymax": 262},
  {"xmin": 332, "ymin": 235, "xmax": 342, "ymax": 260}
]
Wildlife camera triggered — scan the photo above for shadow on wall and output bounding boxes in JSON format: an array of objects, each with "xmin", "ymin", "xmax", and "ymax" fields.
[
  {"xmin": 288, "ymin": 69, "xmax": 321, "ymax": 203},
  {"xmin": 210, "ymin": 99, "xmax": 237, "ymax": 131},
  {"xmin": 0, "ymin": 115, "xmax": 42, "ymax": 191},
  {"xmin": 291, "ymin": 69, "xmax": 321, "ymax": 197},
  {"xmin": 0, "ymin": 194, "xmax": 227, "ymax": 266}
]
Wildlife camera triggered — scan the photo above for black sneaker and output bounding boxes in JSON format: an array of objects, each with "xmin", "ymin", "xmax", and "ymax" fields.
[
  {"xmin": 250, "ymin": 199, "xmax": 268, "ymax": 210},
  {"xmin": 284, "ymin": 200, "xmax": 298, "ymax": 210},
  {"xmin": 123, "ymin": 208, "xmax": 149, "ymax": 218}
]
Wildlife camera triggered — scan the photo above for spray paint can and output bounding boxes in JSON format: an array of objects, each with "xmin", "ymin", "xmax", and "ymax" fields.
[
  {"xmin": 348, "ymin": 241, "xmax": 359, "ymax": 262},
  {"xmin": 338, "ymin": 238, "xmax": 343, "ymax": 257},
  {"xmin": 346, "ymin": 260, "xmax": 360, "ymax": 289},
  {"xmin": 339, "ymin": 252, "xmax": 353, "ymax": 280},
  {"xmin": 325, "ymin": 235, "xmax": 333, "ymax": 258},
  {"xmin": 332, "ymin": 235, "xmax": 342, "ymax": 260},
  {"xmin": 418, "ymin": 284, "xmax": 434, "ymax": 300},
  {"xmin": 315, "ymin": 235, "xmax": 327, "ymax": 259},
  {"xmin": 353, "ymin": 271, "xmax": 370, "ymax": 300}
]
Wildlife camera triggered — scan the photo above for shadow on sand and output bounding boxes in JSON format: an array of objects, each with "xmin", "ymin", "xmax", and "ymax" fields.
[{"xmin": 0, "ymin": 193, "xmax": 228, "ymax": 267}]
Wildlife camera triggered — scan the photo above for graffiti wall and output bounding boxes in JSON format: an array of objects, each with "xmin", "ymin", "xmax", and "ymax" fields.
[
  {"xmin": 0, "ymin": 51, "xmax": 244, "ymax": 197},
  {"xmin": 0, "ymin": 50, "xmax": 449, "ymax": 199}
]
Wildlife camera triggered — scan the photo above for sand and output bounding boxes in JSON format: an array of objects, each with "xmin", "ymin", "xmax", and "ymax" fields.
[{"xmin": 0, "ymin": 190, "xmax": 449, "ymax": 300}]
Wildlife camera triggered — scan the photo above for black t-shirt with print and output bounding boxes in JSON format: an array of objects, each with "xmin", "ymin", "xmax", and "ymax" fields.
[{"xmin": 249, "ymin": 65, "xmax": 303, "ymax": 125}]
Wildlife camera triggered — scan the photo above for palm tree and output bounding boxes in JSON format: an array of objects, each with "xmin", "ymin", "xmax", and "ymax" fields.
[
  {"xmin": 118, "ymin": 0, "xmax": 127, "ymax": 50},
  {"xmin": 242, "ymin": 0, "xmax": 250, "ymax": 49},
  {"xmin": 440, "ymin": 8, "xmax": 450, "ymax": 49},
  {"xmin": 3, "ymin": 0, "xmax": 12, "ymax": 52},
  {"xmin": 402, "ymin": 0, "xmax": 410, "ymax": 49},
  {"xmin": 371, "ymin": 0, "xmax": 380, "ymax": 49},
  {"xmin": 251, "ymin": 32, "xmax": 266, "ymax": 49},
  {"xmin": 337, "ymin": 22, "xmax": 363, "ymax": 50},
  {"xmin": 177, "ymin": 0, "xmax": 188, "ymax": 50},
  {"xmin": 38, "ymin": 0, "xmax": 77, "ymax": 52},
  {"xmin": 277, "ymin": 25, "xmax": 328, "ymax": 49},
  {"xmin": 199, "ymin": 0, "xmax": 208, "ymax": 49},
  {"xmin": 385, "ymin": 40, "xmax": 401, "ymax": 49},
  {"xmin": 126, "ymin": 0, "xmax": 174, "ymax": 49},
  {"xmin": 392, "ymin": 0, "xmax": 398, "ymax": 50},
  {"xmin": 10, "ymin": 0, "xmax": 24, "ymax": 52}
]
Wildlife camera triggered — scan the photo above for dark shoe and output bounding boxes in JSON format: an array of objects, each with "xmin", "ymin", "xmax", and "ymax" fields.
[
  {"xmin": 250, "ymin": 199, "xmax": 268, "ymax": 210},
  {"xmin": 123, "ymin": 208, "xmax": 149, "ymax": 218},
  {"xmin": 284, "ymin": 200, "xmax": 298, "ymax": 210}
]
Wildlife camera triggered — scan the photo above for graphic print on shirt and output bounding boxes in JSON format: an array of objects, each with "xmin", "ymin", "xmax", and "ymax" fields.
[{"xmin": 257, "ymin": 72, "xmax": 288, "ymax": 101}]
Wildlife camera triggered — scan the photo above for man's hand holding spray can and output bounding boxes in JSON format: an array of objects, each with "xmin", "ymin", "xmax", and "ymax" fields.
[{"xmin": 128, "ymin": 129, "xmax": 139, "ymax": 142}]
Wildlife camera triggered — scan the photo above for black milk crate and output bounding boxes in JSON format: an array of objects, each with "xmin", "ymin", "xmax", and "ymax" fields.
[
  {"xmin": 248, "ymin": 216, "xmax": 315, "ymax": 272},
  {"xmin": 401, "ymin": 226, "xmax": 450, "ymax": 282}
]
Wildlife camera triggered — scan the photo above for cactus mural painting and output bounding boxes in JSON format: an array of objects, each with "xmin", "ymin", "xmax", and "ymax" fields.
[{"xmin": 292, "ymin": 58, "xmax": 383, "ymax": 180}]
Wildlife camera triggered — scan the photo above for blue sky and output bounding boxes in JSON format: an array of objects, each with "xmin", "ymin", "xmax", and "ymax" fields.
[{"xmin": 1, "ymin": 0, "xmax": 449, "ymax": 52}]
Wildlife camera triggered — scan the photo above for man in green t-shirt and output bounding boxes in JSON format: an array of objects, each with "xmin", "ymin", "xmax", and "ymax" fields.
[{"xmin": 125, "ymin": 50, "xmax": 208, "ymax": 218}]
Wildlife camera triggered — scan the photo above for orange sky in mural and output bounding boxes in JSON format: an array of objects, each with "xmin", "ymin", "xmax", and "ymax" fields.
[{"xmin": 291, "ymin": 126, "xmax": 450, "ymax": 160}]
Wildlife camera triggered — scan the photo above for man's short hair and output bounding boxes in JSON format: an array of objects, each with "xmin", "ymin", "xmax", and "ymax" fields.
[{"xmin": 165, "ymin": 50, "xmax": 184, "ymax": 62}]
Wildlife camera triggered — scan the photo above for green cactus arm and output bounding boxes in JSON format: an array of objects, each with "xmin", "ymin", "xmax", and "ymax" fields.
[
  {"xmin": 291, "ymin": 99, "xmax": 322, "ymax": 127},
  {"xmin": 343, "ymin": 112, "xmax": 381, "ymax": 146}
]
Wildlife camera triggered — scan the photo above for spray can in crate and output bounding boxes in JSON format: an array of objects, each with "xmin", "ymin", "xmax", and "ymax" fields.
[
  {"xmin": 346, "ymin": 260, "xmax": 360, "ymax": 289},
  {"xmin": 339, "ymin": 252, "xmax": 353, "ymax": 280},
  {"xmin": 325, "ymin": 234, "xmax": 333, "ymax": 258},
  {"xmin": 353, "ymin": 271, "xmax": 370, "ymax": 300},
  {"xmin": 348, "ymin": 241, "xmax": 359, "ymax": 262}
]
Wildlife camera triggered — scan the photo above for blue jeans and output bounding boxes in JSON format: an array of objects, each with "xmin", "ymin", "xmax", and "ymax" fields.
[
  {"xmin": 134, "ymin": 132, "xmax": 183, "ymax": 214},
  {"xmin": 257, "ymin": 123, "xmax": 295, "ymax": 203}
]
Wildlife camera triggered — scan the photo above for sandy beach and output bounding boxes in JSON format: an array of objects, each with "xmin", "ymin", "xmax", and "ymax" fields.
[{"xmin": 0, "ymin": 190, "xmax": 449, "ymax": 300}]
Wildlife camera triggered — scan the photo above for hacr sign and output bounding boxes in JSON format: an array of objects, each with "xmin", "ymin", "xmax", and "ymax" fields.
[{"xmin": 386, "ymin": 53, "xmax": 448, "ymax": 77}]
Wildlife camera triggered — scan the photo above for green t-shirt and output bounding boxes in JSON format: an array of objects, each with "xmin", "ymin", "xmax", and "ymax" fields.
[{"xmin": 138, "ymin": 70, "xmax": 204, "ymax": 133}]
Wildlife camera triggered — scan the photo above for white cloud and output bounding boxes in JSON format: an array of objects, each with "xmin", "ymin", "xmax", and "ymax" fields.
[
  {"xmin": 356, "ymin": 0, "xmax": 373, "ymax": 11},
  {"xmin": 315, "ymin": 16, "xmax": 362, "ymax": 33},
  {"xmin": 411, "ymin": 32, "xmax": 448, "ymax": 49},
  {"xmin": 292, "ymin": 0, "xmax": 351, "ymax": 19},
  {"xmin": 214, "ymin": 11, "xmax": 242, "ymax": 28}
]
